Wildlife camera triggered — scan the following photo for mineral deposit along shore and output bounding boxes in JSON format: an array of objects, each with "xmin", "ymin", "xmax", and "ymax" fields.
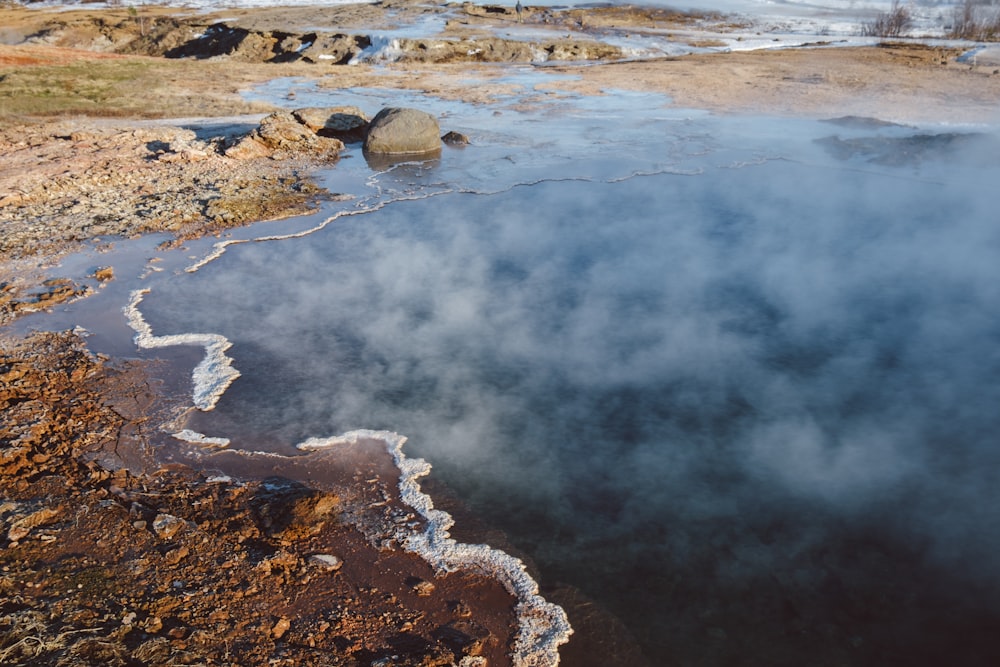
[{"xmin": 3, "ymin": 1, "xmax": 1000, "ymax": 666}]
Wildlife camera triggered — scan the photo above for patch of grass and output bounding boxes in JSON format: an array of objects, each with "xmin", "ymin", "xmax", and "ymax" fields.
[
  {"xmin": 685, "ymin": 39, "xmax": 728, "ymax": 49},
  {"xmin": 948, "ymin": 0, "xmax": 1000, "ymax": 40},
  {"xmin": 861, "ymin": 0, "xmax": 912, "ymax": 38},
  {"xmin": 64, "ymin": 566, "xmax": 117, "ymax": 601},
  {"xmin": 0, "ymin": 59, "xmax": 157, "ymax": 117},
  {"xmin": 0, "ymin": 55, "xmax": 279, "ymax": 121}
]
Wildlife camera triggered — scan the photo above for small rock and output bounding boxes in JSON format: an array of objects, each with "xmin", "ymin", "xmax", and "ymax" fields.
[
  {"xmin": 164, "ymin": 546, "xmax": 189, "ymax": 565},
  {"xmin": 442, "ymin": 131, "xmax": 470, "ymax": 146},
  {"xmin": 410, "ymin": 578, "xmax": 436, "ymax": 596},
  {"xmin": 152, "ymin": 513, "xmax": 183, "ymax": 540},
  {"xmin": 143, "ymin": 616, "xmax": 163, "ymax": 633},
  {"xmin": 449, "ymin": 600, "xmax": 472, "ymax": 618},
  {"xmin": 435, "ymin": 620, "xmax": 490, "ymax": 657},
  {"xmin": 308, "ymin": 554, "xmax": 343, "ymax": 571},
  {"xmin": 226, "ymin": 111, "xmax": 344, "ymax": 160},
  {"xmin": 271, "ymin": 617, "xmax": 291, "ymax": 640}
]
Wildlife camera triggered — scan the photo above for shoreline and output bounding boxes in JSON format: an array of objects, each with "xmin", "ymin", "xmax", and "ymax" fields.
[
  {"xmin": 2, "ymin": 2, "xmax": 999, "ymax": 665},
  {"xmin": 0, "ymin": 330, "xmax": 526, "ymax": 666}
]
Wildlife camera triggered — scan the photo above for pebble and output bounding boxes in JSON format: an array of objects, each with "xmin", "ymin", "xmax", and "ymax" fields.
[
  {"xmin": 152, "ymin": 513, "xmax": 184, "ymax": 540},
  {"xmin": 165, "ymin": 546, "xmax": 189, "ymax": 565},
  {"xmin": 308, "ymin": 554, "xmax": 343, "ymax": 571},
  {"xmin": 271, "ymin": 617, "xmax": 291, "ymax": 639},
  {"xmin": 411, "ymin": 579, "xmax": 436, "ymax": 596}
]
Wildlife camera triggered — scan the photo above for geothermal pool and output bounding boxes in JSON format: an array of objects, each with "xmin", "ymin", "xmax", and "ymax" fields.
[{"xmin": 24, "ymin": 80, "xmax": 1000, "ymax": 664}]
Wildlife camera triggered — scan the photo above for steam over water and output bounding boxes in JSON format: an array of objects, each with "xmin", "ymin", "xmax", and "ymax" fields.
[{"xmin": 138, "ymin": 105, "xmax": 1000, "ymax": 664}]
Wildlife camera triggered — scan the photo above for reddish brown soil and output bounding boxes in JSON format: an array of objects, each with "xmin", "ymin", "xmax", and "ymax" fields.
[{"xmin": 1, "ymin": 331, "xmax": 521, "ymax": 666}]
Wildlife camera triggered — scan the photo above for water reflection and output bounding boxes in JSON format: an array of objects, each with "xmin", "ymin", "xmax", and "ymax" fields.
[{"xmin": 363, "ymin": 149, "xmax": 442, "ymax": 172}]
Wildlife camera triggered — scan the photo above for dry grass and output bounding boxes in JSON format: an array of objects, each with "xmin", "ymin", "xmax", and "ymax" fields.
[
  {"xmin": 0, "ymin": 46, "xmax": 307, "ymax": 121},
  {"xmin": 0, "ymin": 611, "xmax": 78, "ymax": 663},
  {"xmin": 948, "ymin": 0, "xmax": 1000, "ymax": 40}
]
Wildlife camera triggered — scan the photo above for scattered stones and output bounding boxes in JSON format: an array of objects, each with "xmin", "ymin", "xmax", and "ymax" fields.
[
  {"xmin": 133, "ymin": 637, "xmax": 170, "ymax": 661},
  {"xmin": 6, "ymin": 506, "xmax": 60, "ymax": 542},
  {"xmin": 364, "ymin": 107, "xmax": 442, "ymax": 155},
  {"xmin": 1, "ymin": 120, "xmax": 335, "ymax": 328}
]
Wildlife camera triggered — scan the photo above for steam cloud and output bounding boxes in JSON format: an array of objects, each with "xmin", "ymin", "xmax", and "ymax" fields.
[{"xmin": 143, "ymin": 120, "xmax": 1000, "ymax": 663}]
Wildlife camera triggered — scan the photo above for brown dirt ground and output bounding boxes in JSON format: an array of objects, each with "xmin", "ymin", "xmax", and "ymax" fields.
[{"xmin": 0, "ymin": 331, "xmax": 522, "ymax": 666}]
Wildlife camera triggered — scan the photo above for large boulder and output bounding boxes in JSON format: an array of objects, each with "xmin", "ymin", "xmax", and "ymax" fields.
[{"xmin": 363, "ymin": 107, "xmax": 442, "ymax": 155}]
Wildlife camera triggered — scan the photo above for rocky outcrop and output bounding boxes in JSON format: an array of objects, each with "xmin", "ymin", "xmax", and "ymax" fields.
[
  {"xmin": 299, "ymin": 33, "xmax": 371, "ymax": 65},
  {"xmin": 159, "ymin": 22, "xmax": 623, "ymax": 65},
  {"xmin": 0, "ymin": 119, "xmax": 330, "ymax": 277},
  {"xmin": 389, "ymin": 36, "xmax": 623, "ymax": 63},
  {"xmin": 21, "ymin": 12, "xmax": 625, "ymax": 65},
  {"xmin": 293, "ymin": 106, "xmax": 370, "ymax": 143},
  {"xmin": 225, "ymin": 110, "xmax": 345, "ymax": 159},
  {"xmin": 163, "ymin": 23, "xmax": 370, "ymax": 64},
  {"xmin": 364, "ymin": 107, "xmax": 442, "ymax": 155}
]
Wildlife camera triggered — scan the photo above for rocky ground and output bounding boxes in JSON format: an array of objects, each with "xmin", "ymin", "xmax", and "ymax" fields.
[
  {"xmin": 0, "ymin": 331, "xmax": 524, "ymax": 666},
  {"xmin": 2, "ymin": 2, "xmax": 1000, "ymax": 666},
  {"xmin": 0, "ymin": 330, "xmax": 646, "ymax": 666}
]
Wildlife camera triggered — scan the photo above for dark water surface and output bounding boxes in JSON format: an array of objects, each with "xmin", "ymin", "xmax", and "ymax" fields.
[{"xmin": 129, "ymin": 105, "xmax": 1000, "ymax": 666}]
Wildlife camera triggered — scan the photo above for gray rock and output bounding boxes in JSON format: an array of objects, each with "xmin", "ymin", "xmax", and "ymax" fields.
[
  {"xmin": 363, "ymin": 107, "xmax": 442, "ymax": 155},
  {"xmin": 442, "ymin": 131, "xmax": 470, "ymax": 146}
]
